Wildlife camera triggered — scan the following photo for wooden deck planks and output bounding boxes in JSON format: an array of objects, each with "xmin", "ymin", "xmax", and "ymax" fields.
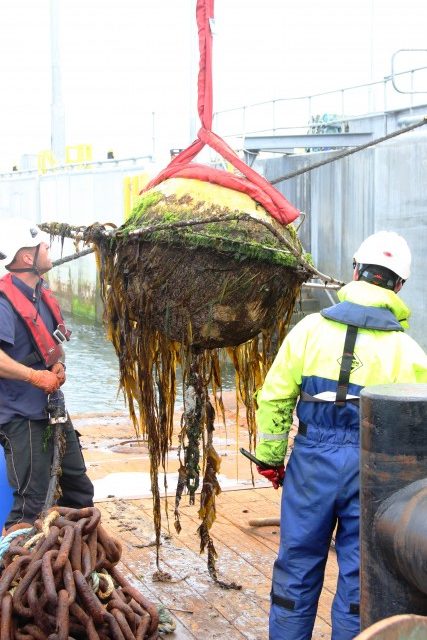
[
  {"xmin": 103, "ymin": 498, "xmax": 267, "ymax": 639},
  {"xmin": 97, "ymin": 487, "xmax": 336, "ymax": 639},
  {"xmin": 99, "ymin": 501, "xmax": 250, "ymax": 639}
]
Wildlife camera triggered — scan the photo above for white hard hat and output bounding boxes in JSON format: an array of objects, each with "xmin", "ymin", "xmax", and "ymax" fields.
[
  {"xmin": 0, "ymin": 218, "xmax": 50, "ymax": 268},
  {"xmin": 353, "ymin": 231, "xmax": 411, "ymax": 280}
]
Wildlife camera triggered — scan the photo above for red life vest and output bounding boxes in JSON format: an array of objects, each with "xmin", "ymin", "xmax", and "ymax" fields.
[{"xmin": 0, "ymin": 273, "xmax": 71, "ymax": 368}]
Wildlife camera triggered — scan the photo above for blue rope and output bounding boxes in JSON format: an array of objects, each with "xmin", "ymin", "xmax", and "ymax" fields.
[
  {"xmin": 157, "ymin": 605, "xmax": 176, "ymax": 634},
  {"xmin": 0, "ymin": 528, "xmax": 33, "ymax": 562}
]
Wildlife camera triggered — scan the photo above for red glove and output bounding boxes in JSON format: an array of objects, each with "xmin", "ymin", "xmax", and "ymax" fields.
[
  {"xmin": 50, "ymin": 362, "xmax": 66, "ymax": 386},
  {"xmin": 256, "ymin": 465, "xmax": 285, "ymax": 489},
  {"xmin": 25, "ymin": 368, "xmax": 61, "ymax": 394}
]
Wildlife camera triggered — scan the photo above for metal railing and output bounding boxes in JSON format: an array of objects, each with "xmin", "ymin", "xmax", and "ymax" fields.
[
  {"xmin": 0, "ymin": 154, "xmax": 153, "ymax": 179},
  {"xmin": 3, "ymin": 63, "xmax": 427, "ymax": 178},
  {"xmin": 213, "ymin": 65, "xmax": 427, "ymax": 142}
]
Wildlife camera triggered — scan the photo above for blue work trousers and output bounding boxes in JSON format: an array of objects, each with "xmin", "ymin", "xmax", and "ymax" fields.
[{"xmin": 269, "ymin": 424, "xmax": 360, "ymax": 640}]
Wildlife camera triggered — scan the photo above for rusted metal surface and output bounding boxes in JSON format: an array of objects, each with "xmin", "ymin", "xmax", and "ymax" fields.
[
  {"xmin": 375, "ymin": 480, "xmax": 427, "ymax": 596},
  {"xmin": 360, "ymin": 384, "xmax": 427, "ymax": 629},
  {"xmin": 354, "ymin": 614, "xmax": 427, "ymax": 640}
]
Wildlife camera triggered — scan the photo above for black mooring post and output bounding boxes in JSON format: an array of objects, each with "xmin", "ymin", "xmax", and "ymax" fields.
[{"xmin": 360, "ymin": 383, "xmax": 427, "ymax": 630}]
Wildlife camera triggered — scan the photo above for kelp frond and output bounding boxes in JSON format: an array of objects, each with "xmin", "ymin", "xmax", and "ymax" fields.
[{"xmin": 86, "ymin": 178, "xmax": 312, "ymax": 583}]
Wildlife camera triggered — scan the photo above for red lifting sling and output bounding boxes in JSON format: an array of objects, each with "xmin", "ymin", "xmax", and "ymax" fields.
[{"xmin": 141, "ymin": 0, "xmax": 300, "ymax": 226}]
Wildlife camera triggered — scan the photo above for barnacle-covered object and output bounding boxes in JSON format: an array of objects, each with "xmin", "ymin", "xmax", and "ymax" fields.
[
  {"xmin": 101, "ymin": 178, "xmax": 311, "ymax": 348},
  {"xmin": 85, "ymin": 177, "xmax": 314, "ymax": 585}
]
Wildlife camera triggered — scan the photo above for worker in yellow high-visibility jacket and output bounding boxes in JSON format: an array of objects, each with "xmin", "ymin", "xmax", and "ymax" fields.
[{"xmin": 255, "ymin": 231, "xmax": 427, "ymax": 640}]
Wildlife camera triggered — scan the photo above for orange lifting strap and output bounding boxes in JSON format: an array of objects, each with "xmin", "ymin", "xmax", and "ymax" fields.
[{"xmin": 142, "ymin": 0, "xmax": 300, "ymax": 226}]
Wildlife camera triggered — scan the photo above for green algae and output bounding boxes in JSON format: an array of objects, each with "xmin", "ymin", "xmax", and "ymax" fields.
[{"xmin": 120, "ymin": 190, "xmax": 308, "ymax": 267}]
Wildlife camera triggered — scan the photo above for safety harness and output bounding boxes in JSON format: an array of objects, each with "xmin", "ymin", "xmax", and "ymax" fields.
[
  {"xmin": 299, "ymin": 324, "xmax": 359, "ymax": 407},
  {"xmin": 0, "ymin": 273, "xmax": 71, "ymax": 368},
  {"xmin": 301, "ymin": 301, "xmax": 403, "ymax": 407},
  {"xmin": 258, "ymin": 300, "xmax": 404, "ymax": 446},
  {"xmin": 334, "ymin": 323, "xmax": 359, "ymax": 406}
]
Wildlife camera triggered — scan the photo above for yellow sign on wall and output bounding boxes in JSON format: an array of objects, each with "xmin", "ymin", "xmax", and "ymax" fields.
[
  {"xmin": 37, "ymin": 150, "xmax": 57, "ymax": 174},
  {"xmin": 123, "ymin": 173, "xmax": 151, "ymax": 219},
  {"xmin": 65, "ymin": 144, "xmax": 93, "ymax": 164}
]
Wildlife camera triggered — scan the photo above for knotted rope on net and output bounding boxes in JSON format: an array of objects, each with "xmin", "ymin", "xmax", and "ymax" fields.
[{"xmin": 0, "ymin": 507, "xmax": 160, "ymax": 639}]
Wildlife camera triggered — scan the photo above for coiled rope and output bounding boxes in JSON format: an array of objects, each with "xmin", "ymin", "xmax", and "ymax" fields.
[{"xmin": 0, "ymin": 529, "xmax": 33, "ymax": 563}]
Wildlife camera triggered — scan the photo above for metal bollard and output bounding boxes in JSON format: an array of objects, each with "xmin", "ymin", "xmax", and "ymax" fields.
[{"xmin": 360, "ymin": 383, "xmax": 427, "ymax": 630}]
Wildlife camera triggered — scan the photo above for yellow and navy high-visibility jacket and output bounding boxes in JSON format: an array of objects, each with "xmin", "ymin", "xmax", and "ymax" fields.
[{"xmin": 255, "ymin": 280, "xmax": 427, "ymax": 466}]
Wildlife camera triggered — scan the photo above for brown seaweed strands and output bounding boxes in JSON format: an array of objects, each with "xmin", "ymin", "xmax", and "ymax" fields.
[
  {"xmin": 72, "ymin": 187, "xmax": 314, "ymax": 586},
  {"xmin": 40, "ymin": 189, "xmax": 318, "ymax": 584}
]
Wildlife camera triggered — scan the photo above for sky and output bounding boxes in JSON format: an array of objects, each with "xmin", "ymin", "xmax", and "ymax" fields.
[{"xmin": 0, "ymin": 0, "xmax": 426, "ymax": 171}]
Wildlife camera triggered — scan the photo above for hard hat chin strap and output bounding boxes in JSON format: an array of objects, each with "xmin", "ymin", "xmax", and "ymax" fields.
[
  {"xmin": 354, "ymin": 262, "xmax": 403, "ymax": 292},
  {"xmin": 8, "ymin": 244, "xmax": 42, "ymax": 276}
]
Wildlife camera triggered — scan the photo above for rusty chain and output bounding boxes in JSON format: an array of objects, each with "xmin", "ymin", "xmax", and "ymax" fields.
[{"xmin": 0, "ymin": 507, "xmax": 159, "ymax": 640}]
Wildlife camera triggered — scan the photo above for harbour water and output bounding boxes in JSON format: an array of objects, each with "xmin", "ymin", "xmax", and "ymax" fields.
[
  {"xmin": 62, "ymin": 314, "xmax": 236, "ymax": 416},
  {"xmin": 62, "ymin": 314, "xmax": 126, "ymax": 415}
]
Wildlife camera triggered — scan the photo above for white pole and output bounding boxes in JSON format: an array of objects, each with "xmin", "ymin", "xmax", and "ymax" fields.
[
  {"xmin": 152, "ymin": 111, "xmax": 156, "ymax": 161},
  {"xmin": 188, "ymin": 0, "xmax": 198, "ymax": 143},
  {"xmin": 369, "ymin": 0, "xmax": 375, "ymax": 112},
  {"xmin": 50, "ymin": 0, "xmax": 65, "ymax": 163}
]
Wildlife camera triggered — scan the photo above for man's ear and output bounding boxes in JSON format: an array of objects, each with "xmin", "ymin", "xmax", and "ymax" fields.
[
  {"xmin": 394, "ymin": 281, "xmax": 403, "ymax": 293},
  {"xmin": 19, "ymin": 248, "xmax": 36, "ymax": 266}
]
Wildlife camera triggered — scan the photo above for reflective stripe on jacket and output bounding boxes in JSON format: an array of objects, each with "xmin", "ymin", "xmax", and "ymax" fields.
[
  {"xmin": 0, "ymin": 273, "xmax": 71, "ymax": 368},
  {"xmin": 255, "ymin": 281, "xmax": 427, "ymax": 466}
]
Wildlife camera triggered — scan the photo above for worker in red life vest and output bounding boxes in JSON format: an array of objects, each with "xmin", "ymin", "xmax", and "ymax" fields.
[
  {"xmin": 255, "ymin": 231, "xmax": 427, "ymax": 640},
  {"xmin": 0, "ymin": 218, "xmax": 94, "ymax": 530}
]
